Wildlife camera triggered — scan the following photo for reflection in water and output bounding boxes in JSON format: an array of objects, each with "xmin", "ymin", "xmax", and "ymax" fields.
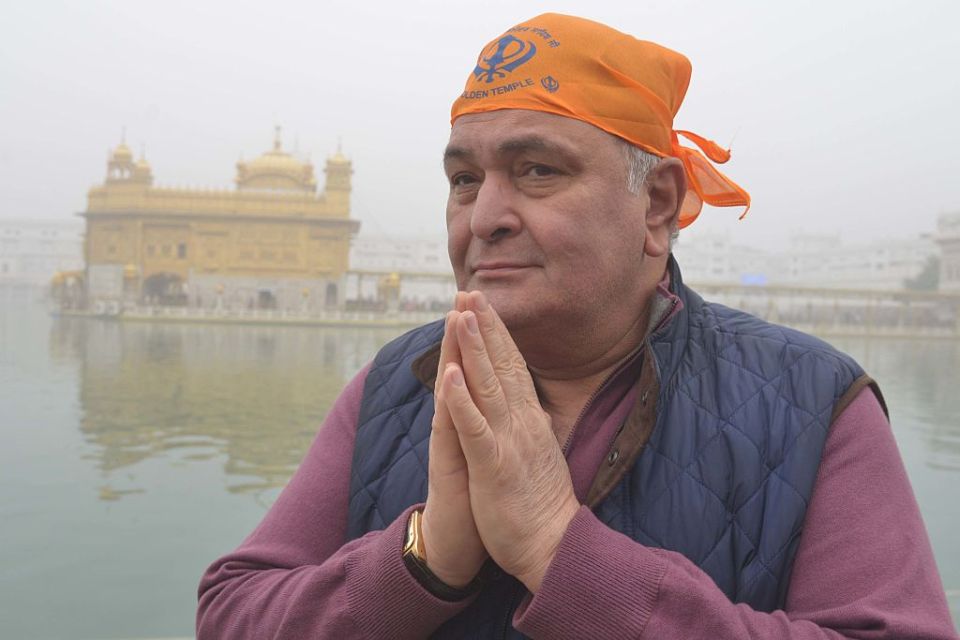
[
  {"xmin": 98, "ymin": 485, "xmax": 145, "ymax": 501},
  {"xmin": 45, "ymin": 319, "xmax": 960, "ymax": 500},
  {"xmin": 49, "ymin": 317, "xmax": 408, "ymax": 498},
  {"xmin": 836, "ymin": 337, "xmax": 960, "ymax": 471},
  {"xmin": 3, "ymin": 289, "xmax": 955, "ymax": 636}
]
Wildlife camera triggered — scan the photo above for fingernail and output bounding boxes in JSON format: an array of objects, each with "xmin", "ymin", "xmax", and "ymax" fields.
[
  {"xmin": 449, "ymin": 366, "xmax": 465, "ymax": 386},
  {"xmin": 475, "ymin": 292, "xmax": 489, "ymax": 311},
  {"xmin": 464, "ymin": 312, "xmax": 479, "ymax": 334}
]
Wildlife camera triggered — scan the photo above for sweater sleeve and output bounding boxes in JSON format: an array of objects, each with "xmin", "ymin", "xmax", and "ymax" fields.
[
  {"xmin": 196, "ymin": 364, "xmax": 472, "ymax": 639},
  {"xmin": 513, "ymin": 388, "xmax": 959, "ymax": 639}
]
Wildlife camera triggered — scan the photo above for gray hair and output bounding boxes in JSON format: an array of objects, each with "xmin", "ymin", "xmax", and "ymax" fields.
[
  {"xmin": 620, "ymin": 139, "xmax": 660, "ymax": 196},
  {"xmin": 617, "ymin": 138, "xmax": 680, "ymax": 250}
]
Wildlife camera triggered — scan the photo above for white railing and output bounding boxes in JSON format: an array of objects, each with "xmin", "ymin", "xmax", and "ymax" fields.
[{"xmin": 125, "ymin": 305, "xmax": 442, "ymax": 326}]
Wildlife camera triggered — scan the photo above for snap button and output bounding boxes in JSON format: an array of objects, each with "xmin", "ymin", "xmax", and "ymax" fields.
[{"xmin": 607, "ymin": 448, "xmax": 620, "ymax": 465}]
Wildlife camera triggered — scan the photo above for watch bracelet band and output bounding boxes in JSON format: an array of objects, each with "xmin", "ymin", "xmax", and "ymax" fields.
[
  {"xmin": 402, "ymin": 509, "xmax": 495, "ymax": 602},
  {"xmin": 402, "ymin": 548, "xmax": 487, "ymax": 602}
]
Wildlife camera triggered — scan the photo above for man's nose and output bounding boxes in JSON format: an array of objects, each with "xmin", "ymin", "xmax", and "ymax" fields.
[{"xmin": 470, "ymin": 174, "xmax": 521, "ymax": 242}]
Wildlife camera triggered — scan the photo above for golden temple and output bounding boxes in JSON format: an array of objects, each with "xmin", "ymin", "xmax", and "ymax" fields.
[{"xmin": 78, "ymin": 127, "xmax": 359, "ymax": 311}]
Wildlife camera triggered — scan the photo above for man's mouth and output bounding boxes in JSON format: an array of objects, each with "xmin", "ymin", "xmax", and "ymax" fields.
[{"xmin": 471, "ymin": 261, "xmax": 532, "ymax": 276}]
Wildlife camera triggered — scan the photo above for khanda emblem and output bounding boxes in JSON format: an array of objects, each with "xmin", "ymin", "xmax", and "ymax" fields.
[{"xmin": 473, "ymin": 35, "xmax": 537, "ymax": 83}]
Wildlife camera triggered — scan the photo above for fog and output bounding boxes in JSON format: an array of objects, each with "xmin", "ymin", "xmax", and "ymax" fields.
[{"xmin": 2, "ymin": 0, "xmax": 958, "ymax": 247}]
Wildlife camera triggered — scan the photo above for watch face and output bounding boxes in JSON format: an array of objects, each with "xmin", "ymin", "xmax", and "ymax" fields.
[{"xmin": 403, "ymin": 511, "xmax": 419, "ymax": 554}]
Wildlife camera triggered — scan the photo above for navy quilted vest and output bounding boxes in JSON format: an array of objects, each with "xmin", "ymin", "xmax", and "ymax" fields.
[{"xmin": 346, "ymin": 259, "xmax": 868, "ymax": 638}]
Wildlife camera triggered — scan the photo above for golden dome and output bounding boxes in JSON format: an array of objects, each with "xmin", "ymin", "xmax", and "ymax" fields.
[
  {"xmin": 236, "ymin": 127, "xmax": 317, "ymax": 192},
  {"xmin": 106, "ymin": 137, "xmax": 140, "ymax": 184},
  {"xmin": 111, "ymin": 143, "xmax": 134, "ymax": 162},
  {"xmin": 328, "ymin": 149, "xmax": 350, "ymax": 165},
  {"xmin": 131, "ymin": 151, "xmax": 153, "ymax": 184},
  {"xmin": 246, "ymin": 149, "xmax": 308, "ymax": 172}
]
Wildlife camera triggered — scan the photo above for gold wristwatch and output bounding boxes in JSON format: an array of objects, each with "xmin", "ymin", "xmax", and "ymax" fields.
[
  {"xmin": 402, "ymin": 508, "xmax": 428, "ymax": 564},
  {"xmin": 401, "ymin": 508, "xmax": 486, "ymax": 601}
]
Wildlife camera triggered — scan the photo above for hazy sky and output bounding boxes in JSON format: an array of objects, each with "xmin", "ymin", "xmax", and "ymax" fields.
[{"xmin": 2, "ymin": 0, "xmax": 958, "ymax": 248}]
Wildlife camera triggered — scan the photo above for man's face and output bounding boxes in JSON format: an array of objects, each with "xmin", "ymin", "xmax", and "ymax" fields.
[{"xmin": 444, "ymin": 109, "xmax": 652, "ymax": 331}]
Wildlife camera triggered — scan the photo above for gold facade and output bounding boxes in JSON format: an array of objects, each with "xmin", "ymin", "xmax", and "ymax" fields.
[{"xmin": 81, "ymin": 128, "xmax": 359, "ymax": 301}]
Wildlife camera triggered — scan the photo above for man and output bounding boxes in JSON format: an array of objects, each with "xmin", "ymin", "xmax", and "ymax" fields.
[{"xmin": 197, "ymin": 14, "xmax": 957, "ymax": 639}]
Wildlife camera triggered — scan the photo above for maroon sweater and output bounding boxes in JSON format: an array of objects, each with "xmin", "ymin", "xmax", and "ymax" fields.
[{"xmin": 197, "ymin": 358, "xmax": 957, "ymax": 638}]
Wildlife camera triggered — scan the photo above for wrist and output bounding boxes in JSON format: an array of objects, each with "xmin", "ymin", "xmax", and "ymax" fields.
[
  {"xmin": 517, "ymin": 499, "xmax": 580, "ymax": 593},
  {"xmin": 404, "ymin": 508, "xmax": 484, "ymax": 601},
  {"xmin": 420, "ymin": 504, "xmax": 488, "ymax": 587}
]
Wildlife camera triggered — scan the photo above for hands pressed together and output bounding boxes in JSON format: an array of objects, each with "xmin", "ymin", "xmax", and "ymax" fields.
[{"xmin": 420, "ymin": 291, "xmax": 581, "ymax": 594}]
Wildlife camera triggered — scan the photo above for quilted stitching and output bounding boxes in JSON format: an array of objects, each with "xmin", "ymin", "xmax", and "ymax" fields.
[
  {"xmin": 598, "ymin": 293, "xmax": 863, "ymax": 611},
  {"xmin": 345, "ymin": 264, "xmax": 866, "ymax": 625},
  {"xmin": 347, "ymin": 321, "xmax": 442, "ymax": 538}
]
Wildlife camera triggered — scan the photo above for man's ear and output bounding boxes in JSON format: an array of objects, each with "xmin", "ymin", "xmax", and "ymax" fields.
[{"xmin": 644, "ymin": 158, "xmax": 685, "ymax": 258}]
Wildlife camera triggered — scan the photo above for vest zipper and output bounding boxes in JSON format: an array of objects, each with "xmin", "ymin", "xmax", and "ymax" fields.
[
  {"xmin": 557, "ymin": 294, "xmax": 679, "ymax": 456},
  {"xmin": 559, "ymin": 343, "xmax": 644, "ymax": 456},
  {"xmin": 503, "ymin": 294, "xmax": 680, "ymax": 635}
]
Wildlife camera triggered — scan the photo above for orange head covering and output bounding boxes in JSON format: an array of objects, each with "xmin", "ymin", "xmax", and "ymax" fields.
[{"xmin": 451, "ymin": 13, "xmax": 750, "ymax": 228}]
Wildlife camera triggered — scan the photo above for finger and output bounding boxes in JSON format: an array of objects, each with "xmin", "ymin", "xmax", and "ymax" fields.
[
  {"xmin": 435, "ymin": 310, "xmax": 462, "ymax": 404},
  {"xmin": 455, "ymin": 291, "xmax": 468, "ymax": 313},
  {"xmin": 489, "ymin": 303, "xmax": 538, "ymax": 400},
  {"xmin": 433, "ymin": 311, "xmax": 470, "ymax": 483},
  {"xmin": 443, "ymin": 364, "xmax": 498, "ymax": 471},
  {"xmin": 465, "ymin": 291, "xmax": 507, "ymax": 355},
  {"xmin": 456, "ymin": 310, "xmax": 511, "ymax": 427},
  {"xmin": 429, "ymin": 390, "xmax": 469, "ymax": 480},
  {"xmin": 467, "ymin": 291, "xmax": 537, "ymax": 405},
  {"xmin": 432, "ymin": 315, "xmax": 469, "ymax": 480}
]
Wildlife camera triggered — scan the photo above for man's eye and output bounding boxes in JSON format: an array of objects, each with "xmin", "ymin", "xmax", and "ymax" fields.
[
  {"xmin": 451, "ymin": 173, "xmax": 478, "ymax": 187},
  {"xmin": 524, "ymin": 164, "xmax": 558, "ymax": 178}
]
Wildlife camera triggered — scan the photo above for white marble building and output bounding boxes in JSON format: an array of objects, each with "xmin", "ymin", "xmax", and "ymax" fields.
[
  {"xmin": 347, "ymin": 233, "xmax": 455, "ymax": 306},
  {"xmin": 0, "ymin": 218, "xmax": 84, "ymax": 286},
  {"xmin": 673, "ymin": 230, "xmax": 937, "ymax": 291},
  {"xmin": 935, "ymin": 212, "xmax": 960, "ymax": 293}
]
